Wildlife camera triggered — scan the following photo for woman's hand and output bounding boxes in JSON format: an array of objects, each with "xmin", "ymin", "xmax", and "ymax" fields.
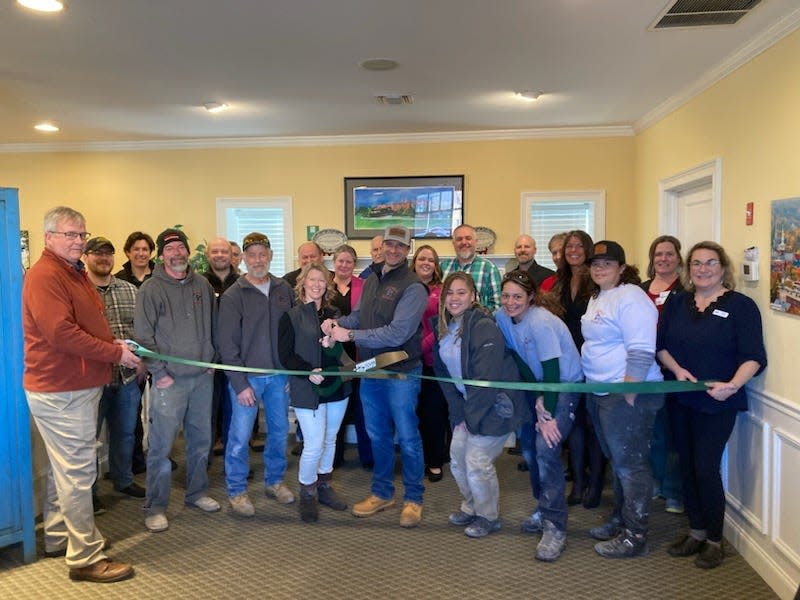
[
  {"xmin": 705, "ymin": 381, "xmax": 738, "ymax": 402},
  {"xmin": 320, "ymin": 335, "xmax": 334, "ymax": 348},
  {"xmin": 534, "ymin": 396, "xmax": 561, "ymax": 448},
  {"xmin": 673, "ymin": 367, "xmax": 698, "ymax": 383},
  {"xmin": 309, "ymin": 368, "xmax": 324, "ymax": 385}
]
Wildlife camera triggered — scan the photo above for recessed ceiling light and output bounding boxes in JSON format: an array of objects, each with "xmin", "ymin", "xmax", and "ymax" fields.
[
  {"xmin": 516, "ymin": 90, "xmax": 542, "ymax": 101},
  {"xmin": 17, "ymin": 0, "xmax": 64, "ymax": 13},
  {"xmin": 203, "ymin": 101, "xmax": 229, "ymax": 113},
  {"xmin": 359, "ymin": 59, "xmax": 399, "ymax": 71},
  {"xmin": 34, "ymin": 122, "xmax": 59, "ymax": 132}
]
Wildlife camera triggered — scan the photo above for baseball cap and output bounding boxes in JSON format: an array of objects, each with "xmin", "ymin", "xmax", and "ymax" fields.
[
  {"xmin": 242, "ymin": 232, "xmax": 271, "ymax": 251},
  {"xmin": 383, "ymin": 225, "xmax": 411, "ymax": 246},
  {"xmin": 84, "ymin": 237, "xmax": 115, "ymax": 254},
  {"xmin": 589, "ymin": 240, "xmax": 626, "ymax": 264},
  {"xmin": 156, "ymin": 228, "xmax": 190, "ymax": 256}
]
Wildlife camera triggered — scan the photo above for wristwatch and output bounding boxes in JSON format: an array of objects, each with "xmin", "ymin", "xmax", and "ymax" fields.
[{"xmin": 348, "ymin": 330, "xmax": 355, "ymax": 342}]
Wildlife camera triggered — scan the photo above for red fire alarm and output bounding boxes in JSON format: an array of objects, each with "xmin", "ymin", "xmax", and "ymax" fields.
[{"xmin": 745, "ymin": 202, "xmax": 753, "ymax": 226}]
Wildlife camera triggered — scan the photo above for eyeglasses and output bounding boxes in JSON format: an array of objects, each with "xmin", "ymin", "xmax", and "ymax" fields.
[
  {"xmin": 49, "ymin": 231, "xmax": 91, "ymax": 241},
  {"xmin": 689, "ymin": 259, "xmax": 721, "ymax": 269}
]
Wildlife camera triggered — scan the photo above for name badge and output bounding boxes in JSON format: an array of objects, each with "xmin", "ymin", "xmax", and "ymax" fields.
[
  {"xmin": 655, "ymin": 291, "xmax": 670, "ymax": 306},
  {"xmin": 712, "ymin": 309, "xmax": 729, "ymax": 318}
]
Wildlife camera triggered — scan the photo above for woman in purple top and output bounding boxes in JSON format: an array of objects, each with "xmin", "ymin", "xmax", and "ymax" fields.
[{"xmin": 657, "ymin": 241, "xmax": 766, "ymax": 569}]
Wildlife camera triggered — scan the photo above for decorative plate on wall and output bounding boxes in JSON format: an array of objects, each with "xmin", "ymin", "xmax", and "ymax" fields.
[
  {"xmin": 312, "ymin": 228, "xmax": 348, "ymax": 254},
  {"xmin": 474, "ymin": 226, "xmax": 497, "ymax": 252}
]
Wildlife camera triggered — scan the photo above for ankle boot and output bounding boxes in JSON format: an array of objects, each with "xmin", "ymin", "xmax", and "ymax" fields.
[
  {"xmin": 299, "ymin": 483, "xmax": 318, "ymax": 523},
  {"xmin": 317, "ymin": 472, "xmax": 347, "ymax": 510}
]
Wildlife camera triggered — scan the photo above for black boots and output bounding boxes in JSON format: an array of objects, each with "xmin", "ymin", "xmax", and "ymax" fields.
[
  {"xmin": 299, "ymin": 483, "xmax": 318, "ymax": 522},
  {"xmin": 317, "ymin": 472, "xmax": 347, "ymax": 511}
]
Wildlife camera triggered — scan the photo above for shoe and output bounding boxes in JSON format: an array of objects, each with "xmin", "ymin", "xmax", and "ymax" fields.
[
  {"xmin": 69, "ymin": 558, "xmax": 134, "ymax": 583},
  {"xmin": 594, "ymin": 529, "xmax": 648, "ymax": 559},
  {"xmin": 45, "ymin": 540, "xmax": 111, "ymax": 558},
  {"xmin": 144, "ymin": 513, "xmax": 169, "ymax": 533},
  {"xmin": 520, "ymin": 510, "xmax": 543, "ymax": 534},
  {"xmin": 265, "ymin": 482, "xmax": 296, "ymax": 505},
  {"xmin": 589, "ymin": 517, "xmax": 623, "ymax": 541},
  {"xmin": 361, "ymin": 461, "xmax": 374, "ymax": 471},
  {"xmin": 229, "ymin": 493, "xmax": 255, "ymax": 517},
  {"xmin": 582, "ymin": 487, "xmax": 602, "ymax": 509},
  {"xmin": 652, "ymin": 483, "xmax": 663, "ymax": 500},
  {"xmin": 536, "ymin": 521, "xmax": 567, "ymax": 562},
  {"xmin": 507, "ymin": 445, "xmax": 522, "ymax": 456},
  {"xmin": 464, "ymin": 516, "xmax": 501, "ymax": 538},
  {"xmin": 92, "ymin": 495, "xmax": 107, "ymax": 516},
  {"xmin": 448, "ymin": 510, "xmax": 476, "ymax": 526},
  {"xmin": 566, "ymin": 484, "xmax": 584, "ymax": 506},
  {"xmin": 399, "ymin": 502, "xmax": 423, "ymax": 528},
  {"xmin": 694, "ymin": 541, "xmax": 723, "ymax": 569},
  {"xmin": 426, "ymin": 467, "xmax": 443, "ymax": 482},
  {"xmin": 317, "ymin": 473, "xmax": 347, "ymax": 510},
  {"xmin": 290, "ymin": 442, "xmax": 303, "ymax": 456},
  {"xmin": 250, "ymin": 439, "xmax": 265, "ymax": 452},
  {"xmin": 298, "ymin": 484, "xmax": 319, "ymax": 523},
  {"xmin": 352, "ymin": 495, "xmax": 396, "ymax": 517},
  {"xmin": 667, "ymin": 534, "xmax": 706, "ymax": 557},
  {"xmin": 114, "ymin": 483, "xmax": 145, "ymax": 498},
  {"xmin": 665, "ymin": 498, "xmax": 685, "ymax": 514},
  {"xmin": 516, "ymin": 461, "xmax": 530, "ymax": 472},
  {"xmin": 189, "ymin": 496, "xmax": 221, "ymax": 512}
]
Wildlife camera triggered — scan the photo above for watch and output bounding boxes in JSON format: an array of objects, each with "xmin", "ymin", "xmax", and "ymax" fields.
[{"xmin": 347, "ymin": 330, "xmax": 355, "ymax": 342}]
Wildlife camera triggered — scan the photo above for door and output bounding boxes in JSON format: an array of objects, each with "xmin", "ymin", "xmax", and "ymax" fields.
[{"xmin": 676, "ymin": 181, "xmax": 714, "ymax": 248}]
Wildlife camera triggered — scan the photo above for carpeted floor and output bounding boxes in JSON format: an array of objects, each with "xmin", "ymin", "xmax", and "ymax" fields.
[{"xmin": 0, "ymin": 440, "xmax": 778, "ymax": 599}]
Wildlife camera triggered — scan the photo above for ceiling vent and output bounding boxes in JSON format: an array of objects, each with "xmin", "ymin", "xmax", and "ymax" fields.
[
  {"xmin": 374, "ymin": 94, "xmax": 414, "ymax": 105},
  {"xmin": 652, "ymin": 0, "xmax": 762, "ymax": 29}
]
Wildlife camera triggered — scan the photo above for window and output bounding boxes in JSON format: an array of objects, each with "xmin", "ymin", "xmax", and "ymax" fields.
[
  {"xmin": 521, "ymin": 191, "xmax": 605, "ymax": 270},
  {"xmin": 217, "ymin": 198, "xmax": 293, "ymax": 276}
]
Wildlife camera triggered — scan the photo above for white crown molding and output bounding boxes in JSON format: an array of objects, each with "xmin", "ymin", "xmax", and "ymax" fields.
[
  {"xmin": 635, "ymin": 7, "xmax": 800, "ymax": 133},
  {"xmin": 0, "ymin": 126, "xmax": 634, "ymax": 154}
]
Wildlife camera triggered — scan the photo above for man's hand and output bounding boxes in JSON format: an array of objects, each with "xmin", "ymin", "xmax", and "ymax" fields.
[
  {"xmin": 237, "ymin": 387, "xmax": 257, "ymax": 407},
  {"xmin": 320, "ymin": 318, "xmax": 337, "ymax": 336},
  {"xmin": 155, "ymin": 374, "xmax": 174, "ymax": 389},
  {"xmin": 116, "ymin": 341, "xmax": 141, "ymax": 370}
]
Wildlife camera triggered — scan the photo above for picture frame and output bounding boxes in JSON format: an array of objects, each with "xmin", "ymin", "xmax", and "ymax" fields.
[{"xmin": 344, "ymin": 175, "xmax": 464, "ymax": 240}]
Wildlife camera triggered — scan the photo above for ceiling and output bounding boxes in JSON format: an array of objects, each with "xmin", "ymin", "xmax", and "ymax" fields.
[{"xmin": 1, "ymin": 0, "xmax": 799, "ymax": 149}]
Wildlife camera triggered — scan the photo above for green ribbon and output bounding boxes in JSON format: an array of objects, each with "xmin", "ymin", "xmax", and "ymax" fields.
[{"xmin": 127, "ymin": 341, "xmax": 710, "ymax": 395}]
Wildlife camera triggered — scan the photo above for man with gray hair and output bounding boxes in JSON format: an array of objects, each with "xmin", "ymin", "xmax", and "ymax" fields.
[
  {"xmin": 23, "ymin": 206, "xmax": 138, "ymax": 583},
  {"xmin": 440, "ymin": 224, "xmax": 502, "ymax": 311}
]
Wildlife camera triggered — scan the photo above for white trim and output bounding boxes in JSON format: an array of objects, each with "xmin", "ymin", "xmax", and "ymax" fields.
[
  {"xmin": 0, "ymin": 126, "xmax": 634, "ymax": 154},
  {"xmin": 636, "ymin": 7, "xmax": 800, "ymax": 132},
  {"xmin": 772, "ymin": 427, "xmax": 800, "ymax": 565},
  {"xmin": 658, "ymin": 158, "xmax": 722, "ymax": 242},
  {"xmin": 216, "ymin": 197, "xmax": 294, "ymax": 275},
  {"xmin": 725, "ymin": 412, "xmax": 768, "ymax": 535}
]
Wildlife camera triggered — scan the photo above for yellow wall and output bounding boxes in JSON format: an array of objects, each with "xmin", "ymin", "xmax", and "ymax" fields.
[
  {"xmin": 0, "ymin": 137, "xmax": 635, "ymax": 266},
  {"xmin": 634, "ymin": 27, "xmax": 800, "ymax": 402}
]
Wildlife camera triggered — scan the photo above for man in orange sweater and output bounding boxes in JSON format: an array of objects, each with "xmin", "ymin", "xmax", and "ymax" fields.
[{"xmin": 23, "ymin": 206, "xmax": 140, "ymax": 583}]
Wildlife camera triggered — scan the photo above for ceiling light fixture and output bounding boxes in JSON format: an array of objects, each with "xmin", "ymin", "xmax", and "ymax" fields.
[
  {"xmin": 516, "ymin": 90, "xmax": 542, "ymax": 101},
  {"xmin": 203, "ymin": 102, "xmax": 229, "ymax": 114},
  {"xmin": 359, "ymin": 59, "xmax": 399, "ymax": 71},
  {"xmin": 34, "ymin": 122, "xmax": 59, "ymax": 132},
  {"xmin": 17, "ymin": 0, "xmax": 64, "ymax": 13}
]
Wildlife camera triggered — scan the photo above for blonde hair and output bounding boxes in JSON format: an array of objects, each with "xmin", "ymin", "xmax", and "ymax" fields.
[
  {"xmin": 295, "ymin": 262, "xmax": 336, "ymax": 304},
  {"xmin": 682, "ymin": 241, "xmax": 736, "ymax": 292}
]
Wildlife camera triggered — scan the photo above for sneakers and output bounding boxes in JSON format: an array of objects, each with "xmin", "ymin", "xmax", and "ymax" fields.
[
  {"xmin": 229, "ymin": 493, "xmax": 255, "ymax": 517},
  {"xmin": 265, "ymin": 482, "xmax": 296, "ymax": 505},
  {"xmin": 464, "ymin": 516, "xmax": 501, "ymax": 538},
  {"xmin": 352, "ymin": 495, "xmax": 396, "ymax": 517},
  {"xmin": 114, "ymin": 483, "xmax": 145, "ymax": 499},
  {"xmin": 665, "ymin": 498, "xmax": 685, "ymax": 514},
  {"xmin": 694, "ymin": 541, "xmax": 723, "ymax": 569},
  {"xmin": 520, "ymin": 510, "xmax": 543, "ymax": 534},
  {"xmin": 667, "ymin": 534, "xmax": 706, "ymax": 557},
  {"xmin": 536, "ymin": 520, "xmax": 567, "ymax": 562},
  {"xmin": 594, "ymin": 529, "xmax": 648, "ymax": 558},
  {"xmin": 448, "ymin": 510, "xmax": 476, "ymax": 526},
  {"xmin": 92, "ymin": 495, "xmax": 107, "ymax": 516},
  {"xmin": 589, "ymin": 516, "xmax": 623, "ymax": 541},
  {"xmin": 144, "ymin": 513, "xmax": 169, "ymax": 533},
  {"xmin": 189, "ymin": 496, "xmax": 221, "ymax": 512},
  {"xmin": 69, "ymin": 558, "xmax": 134, "ymax": 583},
  {"xmin": 399, "ymin": 502, "xmax": 423, "ymax": 528}
]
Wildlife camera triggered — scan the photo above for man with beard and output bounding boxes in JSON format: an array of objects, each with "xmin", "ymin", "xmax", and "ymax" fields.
[
  {"xmin": 135, "ymin": 228, "xmax": 220, "ymax": 533},
  {"xmin": 218, "ymin": 232, "xmax": 296, "ymax": 515},
  {"xmin": 440, "ymin": 224, "xmax": 502, "ymax": 312},
  {"xmin": 84, "ymin": 237, "xmax": 145, "ymax": 500}
]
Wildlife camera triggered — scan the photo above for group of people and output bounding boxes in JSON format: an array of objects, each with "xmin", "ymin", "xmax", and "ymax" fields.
[{"xmin": 21, "ymin": 207, "xmax": 766, "ymax": 583}]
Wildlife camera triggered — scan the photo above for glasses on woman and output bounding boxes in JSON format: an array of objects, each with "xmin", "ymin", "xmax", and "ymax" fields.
[{"xmin": 689, "ymin": 259, "xmax": 721, "ymax": 269}]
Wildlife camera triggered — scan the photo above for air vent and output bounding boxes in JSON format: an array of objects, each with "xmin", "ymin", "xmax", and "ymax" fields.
[
  {"xmin": 652, "ymin": 0, "xmax": 762, "ymax": 29},
  {"xmin": 374, "ymin": 94, "xmax": 414, "ymax": 105}
]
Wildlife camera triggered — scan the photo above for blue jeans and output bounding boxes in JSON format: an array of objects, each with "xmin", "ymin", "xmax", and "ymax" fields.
[
  {"xmin": 450, "ymin": 422, "xmax": 509, "ymax": 521},
  {"xmin": 96, "ymin": 379, "xmax": 142, "ymax": 491},
  {"xmin": 225, "ymin": 374, "xmax": 289, "ymax": 496},
  {"xmin": 650, "ymin": 399, "xmax": 683, "ymax": 501},
  {"xmin": 587, "ymin": 392, "xmax": 663, "ymax": 535},
  {"xmin": 145, "ymin": 372, "xmax": 213, "ymax": 516},
  {"xmin": 522, "ymin": 392, "xmax": 578, "ymax": 532},
  {"xmin": 295, "ymin": 398, "xmax": 348, "ymax": 485},
  {"xmin": 360, "ymin": 367, "xmax": 424, "ymax": 504}
]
